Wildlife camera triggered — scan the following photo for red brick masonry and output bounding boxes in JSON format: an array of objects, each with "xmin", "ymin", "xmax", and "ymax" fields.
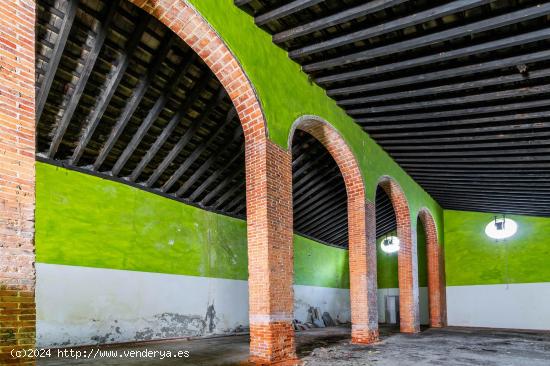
[{"xmin": 0, "ymin": 0, "xmax": 37, "ymax": 364}]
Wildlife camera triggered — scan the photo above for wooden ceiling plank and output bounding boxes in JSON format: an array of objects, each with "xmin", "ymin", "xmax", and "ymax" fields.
[
  {"xmin": 70, "ymin": 13, "xmax": 150, "ymax": 166},
  {"xmin": 273, "ymin": 0, "xmax": 407, "ymax": 44},
  {"xmin": 292, "ymin": 0, "xmax": 492, "ymax": 60},
  {"xmin": 129, "ymin": 74, "xmax": 213, "ymax": 182},
  {"xmin": 255, "ymin": 0, "xmax": 323, "ymax": 26},
  {"xmin": 92, "ymin": 34, "xmax": 176, "ymax": 170},
  {"xmin": 303, "ymin": 2, "xmax": 550, "ymax": 72},
  {"xmin": 47, "ymin": 0, "xmax": 121, "ymax": 158},
  {"xmin": 159, "ymin": 108, "xmax": 237, "ymax": 192},
  {"xmin": 36, "ymin": 0, "xmax": 80, "ymax": 122}
]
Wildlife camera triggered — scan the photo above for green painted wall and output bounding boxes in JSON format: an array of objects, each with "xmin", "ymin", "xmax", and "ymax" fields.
[
  {"xmin": 36, "ymin": 163, "xmax": 249, "ymax": 280},
  {"xmin": 293, "ymin": 235, "xmax": 349, "ymax": 289},
  {"xmin": 37, "ymin": 163, "xmax": 433, "ymax": 290},
  {"xmin": 444, "ymin": 210, "xmax": 550, "ymax": 286},
  {"xmin": 37, "ymin": 162, "xmax": 352, "ymax": 288},
  {"xmin": 185, "ymin": 0, "xmax": 443, "ymax": 236}
]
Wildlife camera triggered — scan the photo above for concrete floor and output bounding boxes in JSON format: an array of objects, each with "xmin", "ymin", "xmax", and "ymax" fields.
[{"xmin": 38, "ymin": 326, "xmax": 550, "ymax": 365}]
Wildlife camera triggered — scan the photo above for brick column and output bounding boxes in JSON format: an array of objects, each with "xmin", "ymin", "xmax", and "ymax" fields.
[
  {"xmin": 291, "ymin": 116, "xmax": 379, "ymax": 344},
  {"xmin": 246, "ymin": 138, "xmax": 297, "ymax": 364},
  {"xmin": 0, "ymin": 0, "xmax": 37, "ymax": 364},
  {"xmin": 380, "ymin": 178, "xmax": 420, "ymax": 334},
  {"xmin": 349, "ymin": 199, "xmax": 379, "ymax": 343},
  {"xmin": 419, "ymin": 209, "xmax": 447, "ymax": 328}
]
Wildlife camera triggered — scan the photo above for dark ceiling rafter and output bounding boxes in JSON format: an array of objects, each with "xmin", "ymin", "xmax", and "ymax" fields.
[
  {"xmin": 236, "ymin": 0, "xmax": 550, "ymax": 218},
  {"xmin": 291, "ymin": 0, "xmax": 493, "ymax": 60},
  {"xmin": 301, "ymin": 2, "xmax": 550, "ymax": 72},
  {"xmin": 47, "ymin": 0, "xmax": 121, "ymax": 159}
]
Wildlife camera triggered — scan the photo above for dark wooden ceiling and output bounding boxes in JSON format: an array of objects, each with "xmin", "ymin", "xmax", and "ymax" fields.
[
  {"xmin": 236, "ymin": 0, "xmax": 550, "ymax": 217},
  {"xmin": 36, "ymin": 0, "xmax": 397, "ymax": 249}
]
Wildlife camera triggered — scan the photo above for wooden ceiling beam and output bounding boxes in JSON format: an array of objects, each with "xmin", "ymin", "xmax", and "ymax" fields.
[
  {"xmin": 93, "ymin": 34, "xmax": 176, "ymax": 170},
  {"xmin": 176, "ymin": 126, "xmax": 243, "ymax": 197},
  {"xmin": 318, "ymin": 28, "xmax": 550, "ymax": 85},
  {"xmin": 349, "ymin": 84, "xmax": 550, "ymax": 115},
  {"xmin": 187, "ymin": 145, "xmax": 244, "ymax": 201},
  {"xmin": 255, "ymin": 0, "xmax": 323, "ymax": 26},
  {"xmin": 70, "ymin": 13, "xmax": 149, "ymax": 165},
  {"xmin": 111, "ymin": 57, "xmax": 193, "ymax": 177},
  {"xmin": 47, "ymin": 0, "xmax": 120, "ymax": 158},
  {"xmin": 36, "ymin": 0, "xmax": 79, "ymax": 122},
  {"xmin": 160, "ymin": 108, "xmax": 237, "ymax": 192},
  {"xmin": 143, "ymin": 87, "xmax": 226, "ymax": 187},
  {"xmin": 292, "ymin": 0, "xmax": 492, "ymax": 60},
  {"xmin": 329, "ymin": 49, "xmax": 550, "ymax": 96},
  {"xmin": 129, "ymin": 74, "xmax": 214, "ymax": 183},
  {"xmin": 273, "ymin": 0, "xmax": 406, "ymax": 44}
]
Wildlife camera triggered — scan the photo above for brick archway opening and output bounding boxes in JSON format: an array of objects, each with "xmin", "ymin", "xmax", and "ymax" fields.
[
  {"xmin": 378, "ymin": 177, "xmax": 420, "ymax": 334},
  {"xmin": 100, "ymin": 1, "xmax": 296, "ymax": 364},
  {"xmin": 290, "ymin": 116, "xmax": 379, "ymax": 345},
  {"xmin": 418, "ymin": 208, "xmax": 447, "ymax": 328}
]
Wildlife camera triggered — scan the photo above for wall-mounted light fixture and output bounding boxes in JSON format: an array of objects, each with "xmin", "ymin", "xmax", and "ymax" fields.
[
  {"xmin": 485, "ymin": 215, "xmax": 518, "ymax": 240},
  {"xmin": 381, "ymin": 235, "xmax": 400, "ymax": 254}
]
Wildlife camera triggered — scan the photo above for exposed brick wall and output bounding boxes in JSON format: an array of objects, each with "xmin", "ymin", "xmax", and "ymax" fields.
[
  {"xmin": 379, "ymin": 177, "xmax": 420, "ymax": 334},
  {"xmin": 246, "ymin": 140, "xmax": 297, "ymax": 363},
  {"xmin": 0, "ymin": 0, "xmax": 36, "ymax": 364},
  {"xmin": 418, "ymin": 209, "xmax": 447, "ymax": 328},
  {"xmin": 292, "ymin": 116, "xmax": 379, "ymax": 344}
]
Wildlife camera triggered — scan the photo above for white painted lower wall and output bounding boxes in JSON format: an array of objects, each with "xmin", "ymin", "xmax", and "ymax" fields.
[
  {"xmin": 376, "ymin": 287, "xmax": 429, "ymax": 325},
  {"xmin": 293, "ymin": 284, "xmax": 351, "ymax": 324},
  {"xmin": 36, "ymin": 263, "xmax": 250, "ymax": 348},
  {"xmin": 37, "ymin": 264, "xmax": 435, "ymax": 348},
  {"xmin": 447, "ymin": 283, "xmax": 550, "ymax": 330},
  {"xmin": 36, "ymin": 264, "xmax": 354, "ymax": 348}
]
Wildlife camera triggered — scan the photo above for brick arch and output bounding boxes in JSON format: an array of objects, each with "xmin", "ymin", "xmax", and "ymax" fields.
[
  {"xmin": 417, "ymin": 208, "xmax": 447, "ymax": 328},
  {"xmin": 378, "ymin": 176, "xmax": 420, "ymax": 333},
  {"xmin": 290, "ymin": 115, "xmax": 379, "ymax": 344},
  {"xmin": 129, "ymin": 0, "xmax": 267, "ymax": 143}
]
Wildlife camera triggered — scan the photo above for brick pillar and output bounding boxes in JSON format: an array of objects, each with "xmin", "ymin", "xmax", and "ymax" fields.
[
  {"xmin": 290, "ymin": 116, "xmax": 379, "ymax": 345},
  {"xmin": 419, "ymin": 209, "xmax": 447, "ymax": 328},
  {"xmin": 380, "ymin": 178, "xmax": 420, "ymax": 334},
  {"xmin": 246, "ymin": 138, "xmax": 297, "ymax": 364},
  {"xmin": 0, "ymin": 0, "xmax": 37, "ymax": 364},
  {"xmin": 349, "ymin": 199, "xmax": 379, "ymax": 343}
]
